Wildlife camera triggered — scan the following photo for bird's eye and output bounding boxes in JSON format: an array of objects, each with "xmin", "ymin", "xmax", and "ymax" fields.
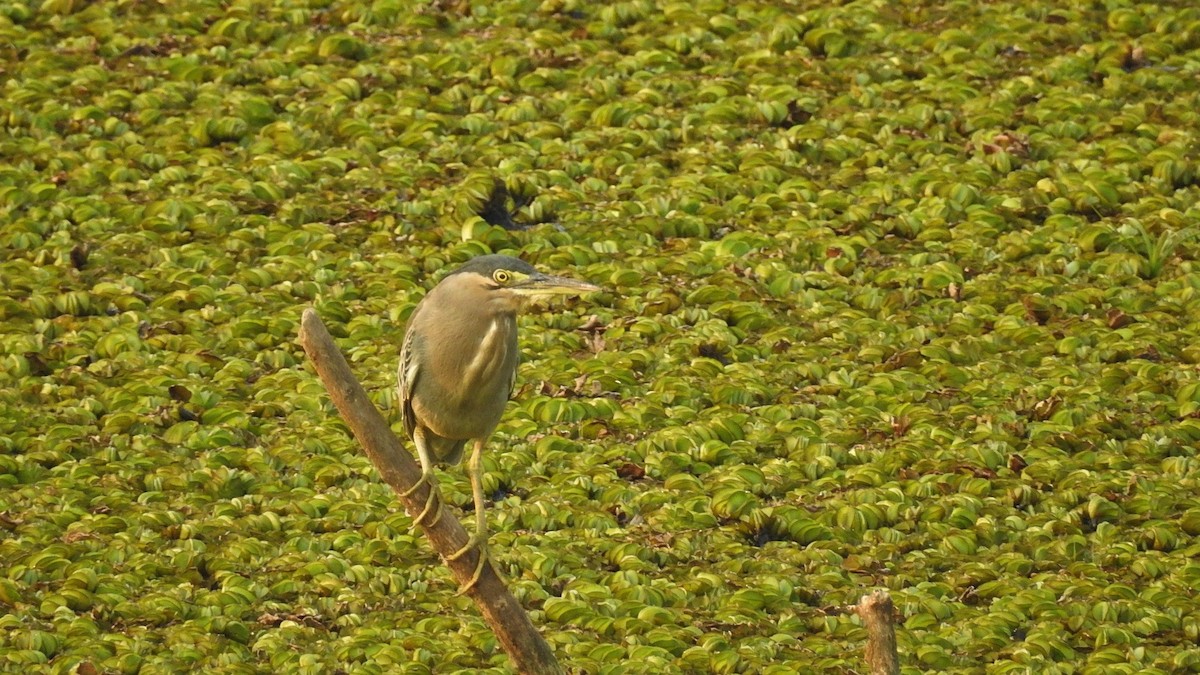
[{"xmin": 493, "ymin": 270, "xmax": 510, "ymax": 284}]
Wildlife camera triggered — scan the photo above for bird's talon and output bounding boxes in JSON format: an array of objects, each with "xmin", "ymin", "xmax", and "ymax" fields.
[
  {"xmin": 451, "ymin": 539, "xmax": 489, "ymax": 596},
  {"xmin": 447, "ymin": 534, "xmax": 479, "ymax": 561},
  {"xmin": 411, "ymin": 485, "xmax": 442, "ymax": 527},
  {"xmin": 399, "ymin": 471, "xmax": 432, "ymax": 498},
  {"xmin": 425, "ymin": 501, "xmax": 445, "ymax": 527},
  {"xmin": 404, "ymin": 472, "xmax": 442, "ymax": 527}
]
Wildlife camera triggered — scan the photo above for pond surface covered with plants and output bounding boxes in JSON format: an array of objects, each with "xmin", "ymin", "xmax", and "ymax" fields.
[{"xmin": 2, "ymin": 0, "xmax": 1200, "ymax": 672}]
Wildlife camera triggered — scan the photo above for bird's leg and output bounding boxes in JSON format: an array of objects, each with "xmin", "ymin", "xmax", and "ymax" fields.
[
  {"xmin": 400, "ymin": 428, "xmax": 443, "ymax": 527},
  {"xmin": 448, "ymin": 438, "xmax": 489, "ymax": 595}
]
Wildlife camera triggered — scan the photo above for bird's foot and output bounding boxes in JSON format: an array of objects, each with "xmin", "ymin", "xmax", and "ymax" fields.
[
  {"xmin": 448, "ymin": 535, "xmax": 488, "ymax": 596},
  {"xmin": 401, "ymin": 472, "xmax": 443, "ymax": 527},
  {"xmin": 399, "ymin": 470, "xmax": 432, "ymax": 498}
]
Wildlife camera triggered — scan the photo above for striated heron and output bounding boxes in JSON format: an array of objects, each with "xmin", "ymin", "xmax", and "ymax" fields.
[{"xmin": 397, "ymin": 254, "xmax": 600, "ymax": 592}]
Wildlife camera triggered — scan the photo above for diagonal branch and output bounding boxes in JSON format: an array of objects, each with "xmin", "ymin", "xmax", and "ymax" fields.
[{"xmin": 298, "ymin": 308, "xmax": 562, "ymax": 675}]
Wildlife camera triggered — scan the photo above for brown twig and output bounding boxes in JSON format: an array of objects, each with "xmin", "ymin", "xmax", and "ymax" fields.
[{"xmin": 298, "ymin": 308, "xmax": 562, "ymax": 674}]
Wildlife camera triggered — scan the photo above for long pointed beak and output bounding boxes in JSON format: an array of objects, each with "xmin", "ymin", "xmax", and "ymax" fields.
[{"xmin": 511, "ymin": 273, "xmax": 602, "ymax": 298}]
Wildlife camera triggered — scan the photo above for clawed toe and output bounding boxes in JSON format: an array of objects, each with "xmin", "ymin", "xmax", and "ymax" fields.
[
  {"xmin": 399, "ymin": 471, "xmax": 431, "ymax": 498},
  {"xmin": 449, "ymin": 536, "xmax": 488, "ymax": 595},
  {"xmin": 402, "ymin": 473, "xmax": 443, "ymax": 527},
  {"xmin": 413, "ymin": 485, "xmax": 443, "ymax": 527}
]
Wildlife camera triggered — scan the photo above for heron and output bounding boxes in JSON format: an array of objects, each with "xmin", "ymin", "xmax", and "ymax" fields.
[{"xmin": 397, "ymin": 254, "xmax": 600, "ymax": 592}]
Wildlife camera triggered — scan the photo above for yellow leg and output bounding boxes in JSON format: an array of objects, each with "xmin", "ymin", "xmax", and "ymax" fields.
[
  {"xmin": 400, "ymin": 428, "xmax": 443, "ymax": 527},
  {"xmin": 448, "ymin": 439, "xmax": 489, "ymax": 595}
]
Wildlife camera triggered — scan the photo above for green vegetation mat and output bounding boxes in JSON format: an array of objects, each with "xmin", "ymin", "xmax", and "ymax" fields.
[{"xmin": 3, "ymin": 0, "xmax": 1200, "ymax": 672}]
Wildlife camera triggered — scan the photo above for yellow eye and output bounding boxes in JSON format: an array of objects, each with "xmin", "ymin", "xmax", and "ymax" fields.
[{"xmin": 493, "ymin": 269, "xmax": 511, "ymax": 284}]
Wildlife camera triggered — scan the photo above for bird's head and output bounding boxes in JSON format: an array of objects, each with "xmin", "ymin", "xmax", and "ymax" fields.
[{"xmin": 449, "ymin": 254, "xmax": 601, "ymax": 312}]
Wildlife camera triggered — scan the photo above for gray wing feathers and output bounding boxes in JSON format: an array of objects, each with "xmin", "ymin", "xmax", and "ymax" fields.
[{"xmin": 397, "ymin": 322, "xmax": 420, "ymax": 441}]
